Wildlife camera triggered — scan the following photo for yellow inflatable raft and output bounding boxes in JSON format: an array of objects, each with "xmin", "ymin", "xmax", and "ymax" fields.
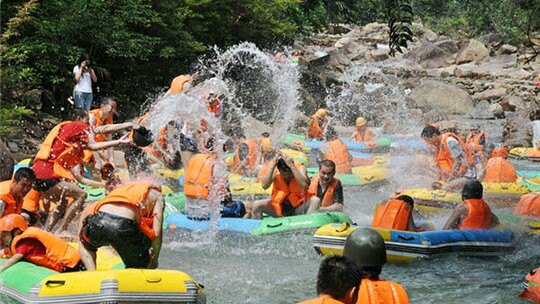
[{"xmin": 509, "ymin": 147, "xmax": 540, "ymax": 161}]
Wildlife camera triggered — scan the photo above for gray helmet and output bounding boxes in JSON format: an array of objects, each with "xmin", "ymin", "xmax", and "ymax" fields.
[{"xmin": 343, "ymin": 228, "xmax": 387, "ymax": 267}]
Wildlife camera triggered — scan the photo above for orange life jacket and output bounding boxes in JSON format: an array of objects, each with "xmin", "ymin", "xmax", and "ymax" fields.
[
  {"xmin": 520, "ymin": 267, "xmax": 540, "ymax": 303},
  {"xmin": 11, "ymin": 227, "xmax": 81, "ymax": 272},
  {"xmin": 482, "ymin": 157, "xmax": 517, "ymax": 183},
  {"xmin": 205, "ymin": 96, "xmax": 221, "ymax": 116},
  {"xmin": 170, "ymin": 75, "xmax": 191, "ymax": 94},
  {"xmin": 184, "ymin": 154, "xmax": 214, "ymax": 199},
  {"xmin": 459, "ymin": 198, "xmax": 492, "ymax": 230},
  {"xmin": 93, "ymin": 183, "xmax": 160, "ymax": 240},
  {"xmin": 371, "ymin": 199, "xmax": 411, "ymax": 231},
  {"xmin": 324, "ymin": 140, "xmax": 351, "ymax": 174},
  {"xmin": 354, "ymin": 127, "xmax": 373, "ymax": 142},
  {"xmin": 435, "ymin": 133, "xmax": 474, "ymax": 179},
  {"xmin": 22, "ymin": 189, "xmax": 41, "ymax": 213},
  {"xmin": 356, "ymin": 278, "xmax": 409, "ymax": 304},
  {"xmin": 0, "ymin": 180, "xmax": 22, "ymax": 216},
  {"xmin": 297, "ymin": 294, "xmax": 346, "ymax": 304},
  {"xmin": 35, "ymin": 121, "xmax": 85, "ymax": 181},
  {"xmin": 271, "ymin": 163, "xmax": 308, "ymax": 217},
  {"xmin": 233, "ymin": 140, "xmax": 258, "ymax": 174},
  {"xmin": 308, "ymin": 174, "xmax": 339, "ymax": 207},
  {"xmin": 465, "ymin": 131, "xmax": 485, "ymax": 156},
  {"xmin": 514, "ymin": 193, "xmax": 540, "ymax": 218},
  {"xmin": 88, "ymin": 109, "xmax": 113, "ymax": 142},
  {"xmin": 308, "ymin": 115, "xmax": 324, "ymax": 139}
]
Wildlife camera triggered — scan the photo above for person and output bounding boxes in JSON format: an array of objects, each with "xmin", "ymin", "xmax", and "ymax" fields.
[
  {"xmin": 343, "ymin": 228, "xmax": 409, "ymax": 303},
  {"xmin": 520, "ymin": 267, "xmax": 540, "ymax": 303},
  {"xmin": 205, "ymin": 91, "xmax": 221, "ymax": 117},
  {"xmin": 0, "ymin": 168, "xmax": 35, "ymax": 217},
  {"xmin": 306, "ymin": 160, "xmax": 344, "ymax": 213},
  {"xmin": 320, "ymin": 127, "xmax": 352, "ymax": 174},
  {"xmin": 443, "ymin": 179, "xmax": 499, "ymax": 230},
  {"xmin": 84, "ymin": 97, "xmax": 120, "ymax": 170},
  {"xmin": 220, "ymin": 186, "xmax": 248, "ymax": 218},
  {"xmin": 297, "ymin": 256, "xmax": 361, "ymax": 304},
  {"xmin": 465, "ymin": 127, "xmax": 486, "ymax": 158},
  {"xmin": 247, "ymin": 153, "xmax": 310, "ymax": 219},
  {"xmin": 514, "ymin": 192, "xmax": 540, "ymax": 218},
  {"xmin": 421, "ymin": 125, "xmax": 475, "ymax": 189},
  {"xmin": 256, "ymin": 150, "xmax": 277, "ymax": 183},
  {"xmin": 20, "ymin": 189, "xmax": 46, "ymax": 226},
  {"xmin": 79, "ymin": 182, "xmax": 164, "ymax": 270},
  {"xmin": 258, "ymin": 132, "xmax": 273, "ymax": 157},
  {"xmin": 371, "ymin": 195, "xmax": 418, "ymax": 232},
  {"xmin": 169, "ymin": 74, "xmax": 192, "ymax": 94},
  {"xmin": 32, "ymin": 109, "xmax": 132, "ymax": 232},
  {"xmin": 308, "ymin": 109, "xmax": 329, "ymax": 140},
  {"xmin": 183, "ymin": 139, "xmax": 227, "ymax": 220},
  {"xmin": 482, "ymin": 146, "xmax": 517, "ymax": 183},
  {"xmin": 0, "ymin": 214, "xmax": 83, "ymax": 273},
  {"xmin": 349, "ymin": 117, "xmax": 374, "ymax": 143},
  {"xmin": 232, "ymin": 135, "xmax": 260, "ymax": 176},
  {"xmin": 73, "ymin": 53, "xmax": 97, "ymax": 111}
]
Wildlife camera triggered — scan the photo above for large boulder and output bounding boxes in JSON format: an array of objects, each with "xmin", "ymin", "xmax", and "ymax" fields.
[
  {"xmin": 0, "ymin": 139, "xmax": 14, "ymax": 181},
  {"xmin": 503, "ymin": 113, "xmax": 533, "ymax": 148},
  {"xmin": 406, "ymin": 80, "xmax": 474, "ymax": 114},
  {"xmin": 471, "ymin": 88, "xmax": 507, "ymax": 101},
  {"xmin": 466, "ymin": 100, "xmax": 496, "ymax": 119},
  {"xmin": 405, "ymin": 41, "xmax": 449, "ymax": 68},
  {"xmin": 497, "ymin": 44, "xmax": 518, "ymax": 55},
  {"xmin": 455, "ymin": 39, "xmax": 489, "ymax": 64}
]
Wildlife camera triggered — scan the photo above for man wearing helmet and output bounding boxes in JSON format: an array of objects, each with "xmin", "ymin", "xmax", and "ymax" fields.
[
  {"xmin": 343, "ymin": 228, "xmax": 409, "ymax": 303},
  {"xmin": 308, "ymin": 109, "xmax": 329, "ymax": 140},
  {"xmin": 349, "ymin": 117, "xmax": 375, "ymax": 142},
  {"xmin": 0, "ymin": 214, "xmax": 83, "ymax": 273}
]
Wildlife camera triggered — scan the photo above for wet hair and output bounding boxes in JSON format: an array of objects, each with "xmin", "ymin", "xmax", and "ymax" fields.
[
  {"xmin": 325, "ymin": 127, "xmax": 338, "ymax": 141},
  {"xmin": 421, "ymin": 125, "xmax": 441, "ymax": 139},
  {"xmin": 361, "ymin": 266, "xmax": 382, "ymax": 279},
  {"xmin": 316, "ymin": 256, "xmax": 361, "ymax": 299},
  {"xmin": 462, "ymin": 179, "xmax": 483, "ymax": 200},
  {"xmin": 71, "ymin": 108, "xmax": 88, "ymax": 121},
  {"xmin": 319, "ymin": 159, "xmax": 336, "ymax": 171},
  {"xmin": 13, "ymin": 168, "xmax": 36, "ymax": 182},
  {"xmin": 277, "ymin": 158, "xmax": 291, "ymax": 172},
  {"xmin": 78, "ymin": 53, "xmax": 91, "ymax": 65},
  {"xmin": 396, "ymin": 195, "xmax": 414, "ymax": 208},
  {"xmin": 101, "ymin": 96, "xmax": 116, "ymax": 106},
  {"xmin": 261, "ymin": 132, "xmax": 270, "ymax": 138}
]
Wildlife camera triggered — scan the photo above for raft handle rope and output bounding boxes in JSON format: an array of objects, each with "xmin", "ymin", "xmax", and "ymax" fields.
[
  {"xmin": 267, "ymin": 222, "xmax": 283, "ymax": 228},
  {"xmin": 45, "ymin": 280, "xmax": 66, "ymax": 287}
]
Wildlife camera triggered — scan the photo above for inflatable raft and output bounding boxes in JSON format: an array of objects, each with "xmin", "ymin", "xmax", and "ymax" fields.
[
  {"xmin": 284, "ymin": 133, "xmax": 392, "ymax": 153},
  {"xmin": 166, "ymin": 212, "xmax": 352, "ymax": 235},
  {"xmin": 509, "ymin": 147, "xmax": 540, "ymax": 161},
  {"xmin": 313, "ymin": 222, "xmax": 513, "ymax": 262},
  {"xmin": 495, "ymin": 211, "xmax": 540, "ymax": 235},
  {"xmin": 306, "ymin": 163, "xmax": 388, "ymax": 187},
  {"xmin": 0, "ymin": 246, "xmax": 205, "ymax": 304}
]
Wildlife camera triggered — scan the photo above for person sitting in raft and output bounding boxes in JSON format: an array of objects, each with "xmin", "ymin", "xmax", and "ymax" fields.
[
  {"xmin": 371, "ymin": 195, "xmax": 419, "ymax": 232},
  {"xmin": 256, "ymin": 150, "xmax": 278, "ymax": 183},
  {"xmin": 0, "ymin": 214, "xmax": 84, "ymax": 273},
  {"xmin": 305, "ymin": 160, "xmax": 344, "ymax": 213},
  {"xmin": 79, "ymin": 182, "xmax": 164, "ymax": 270},
  {"xmin": 307, "ymin": 109, "xmax": 329, "ymax": 140},
  {"xmin": 320, "ymin": 127, "xmax": 352, "ymax": 174},
  {"xmin": 465, "ymin": 126, "xmax": 486, "ymax": 158},
  {"xmin": 31, "ymin": 109, "xmax": 134, "ymax": 233},
  {"xmin": 297, "ymin": 255, "xmax": 362, "ymax": 304},
  {"xmin": 0, "ymin": 168, "xmax": 35, "ymax": 217},
  {"xmin": 220, "ymin": 185, "xmax": 249, "ymax": 218},
  {"xmin": 231, "ymin": 132, "xmax": 261, "ymax": 177},
  {"xmin": 482, "ymin": 146, "xmax": 517, "ymax": 183},
  {"xmin": 349, "ymin": 116, "xmax": 375, "ymax": 143},
  {"xmin": 343, "ymin": 228, "xmax": 410, "ymax": 303},
  {"xmin": 421, "ymin": 125, "xmax": 475, "ymax": 191},
  {"xmin": 205, "ymin": 91, "xmax": 221, "ymax": 117},
  {"xmin": 443, "ymin": 179, "xmax": 499, "ymax": 230},
  {"xmin": 183, "ymin": 139, "xmax": 227, "ymax": 220},
  {"xmin": 514, "ymin": 192, "xmax": 540, "ymax": 219},
  {"xmin": 246, "ymin": 153, "xmax": 310, "ymax": 219},
  {"xmin": 258, "ymin": 132, "xmax": 273, "ymax": 158}
]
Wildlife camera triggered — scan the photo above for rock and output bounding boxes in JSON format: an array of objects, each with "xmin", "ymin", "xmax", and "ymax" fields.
[
  {"xmin": 500, "ymin": 95, "xmax": 526, "ymax": 112},
  {"xmin": 466, "ymin": 100, "xmax": 496, "ymax": 119},
  {"xmin": 413, "ymin": 24, "xmax": 439, "ymax": 42},
  {"xmin": 22, "ymin": 89, "xmax": 43, "ymax": 110},
  {"xmin": 434, "ymin": 39, "xmax": 459, "ymax": 54},
  {"xmin": 334, "ymin": 36, "xmax": 354, "ymax": 49},
  {"xmin": 489, "ymin": 54, "xmax": 517, "ymax": 68},
  {"xmin": 503, "ymin": 112, "xmax": 533, "ymax": 148},
  {"xmin": 421, "ymin": 110, "xmax": 449, "ymax": 126},
  {"xmin": 477, "ymin": 33, "xmax": 503, "ymax": 47},
  {"xmin": 490, "ymin": 102, "xmax": 505, "ymax": 118},
  {"xmin": 405, "ymin": 41, "xmax": 449, "ymax": 68},
  {"xmin": 406, "ymin": 80, "xmax": 474, "ymax": 114},
  {"xmin": 326, "ymin": 48, "xmax": 351, "ymax": 71},
  {"xmin": 369, "ymin": 48, "xmax": 389, "ymax": 62},
  {"xmin": 328, "ymin": 24, "xmax": 352, "ymax": 35},
  {"xmin": 304, "ymin": 51, "xmax": 330, "ymax": 67},
  {"xmin": 497, "ymin": 44, "xmax": 518, "ymax": 55},
  {"xmin": 7, "ymin": 142, "xmax": 20, "ymax": 152},
  {"xmin": 456, "ymin": 39, "xmax": 489, "ymax": 64},
  {"xmin": 471, "ymin": 88, "xmax": 507, "ymax": 101},
  {"xmin": 0, "ymin": 139, "xmax": 14, "ymax": 181}
]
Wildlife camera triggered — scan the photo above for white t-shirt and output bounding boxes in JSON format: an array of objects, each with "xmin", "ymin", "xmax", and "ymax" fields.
[{"xmin": 73, "ymin": 65, "xmax": 93, "ymax": 93}]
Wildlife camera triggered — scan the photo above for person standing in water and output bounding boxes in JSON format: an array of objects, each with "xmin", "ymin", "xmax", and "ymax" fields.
[{"xmin": 73, "ymin": 53, "xmax": 97, "ymax": 111}]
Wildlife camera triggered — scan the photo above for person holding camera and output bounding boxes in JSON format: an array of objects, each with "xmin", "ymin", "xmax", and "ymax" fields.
[{"xmin": 73, "ymin": 54, "xmax": 97, "ymax": 111}]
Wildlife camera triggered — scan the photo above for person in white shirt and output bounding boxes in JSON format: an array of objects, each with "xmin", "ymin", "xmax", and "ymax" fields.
[{"xmin": 73, "ymin": 54, "xmax": 97, "ymax": 110}]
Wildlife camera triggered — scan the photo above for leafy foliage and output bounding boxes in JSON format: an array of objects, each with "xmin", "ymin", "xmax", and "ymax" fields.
[
  {"xmin": 386, "ymin": 0, "xmax": 414, "ymax": 56},
  {"xmin": 0, "ymin": 106, "xmax": 34, "ymax": 138}
]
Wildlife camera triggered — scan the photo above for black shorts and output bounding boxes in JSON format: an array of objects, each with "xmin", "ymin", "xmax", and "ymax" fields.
[
  {"xmin": 80, "ymin": 212, "xmax": 152, "ymax": 268},
  {"xmin": 221, "ymin": 200, "xmax": 246, "ymax": 218},
  {"xmin": 33, "ymin": 179, "xmax": 60, "ymax": 192},
  {"xmin": 21, "ymin": 209, "xmax": 39, "ymax": 226}
]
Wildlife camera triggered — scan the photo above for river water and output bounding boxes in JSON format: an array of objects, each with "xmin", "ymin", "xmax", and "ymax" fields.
[{"xmin": 159, "ymin": 177, "xmax": 539, "ymax": 304}]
